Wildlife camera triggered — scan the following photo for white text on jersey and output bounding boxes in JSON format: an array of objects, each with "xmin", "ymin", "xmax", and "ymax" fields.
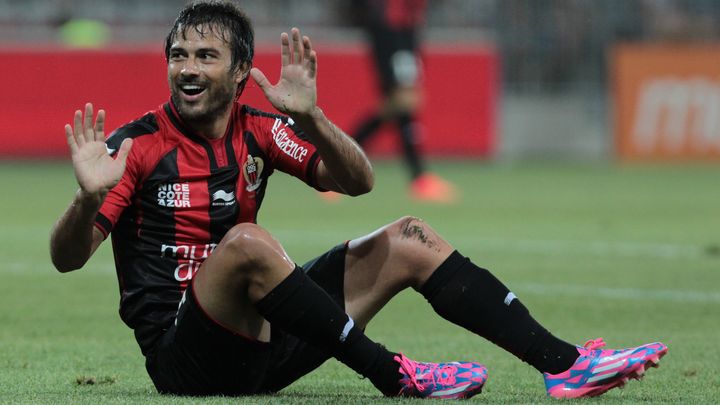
[{"xmin": 272, "ymin": 118, "xmax": 308, "ymax": 162}]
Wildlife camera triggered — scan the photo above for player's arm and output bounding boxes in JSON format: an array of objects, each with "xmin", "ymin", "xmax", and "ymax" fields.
[
  {"xmin": 50, "ymin": 192, "xmax": 107, "ymax": 272},
  {"xmin": 250, "ymin": 27, "xmax": 374, "ymax": 196},
  {"xmin": 291, "ymin": 107, "xmax": 373, "ymax": 195},
  {"xmin": 50, "ymin": 103, "xmax": 132, "ymax": 272}
]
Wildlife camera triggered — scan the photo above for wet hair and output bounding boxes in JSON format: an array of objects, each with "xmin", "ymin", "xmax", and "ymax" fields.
[{"xmin": 164, "ymin": 0, "xmax": 254, "ymax": 76}]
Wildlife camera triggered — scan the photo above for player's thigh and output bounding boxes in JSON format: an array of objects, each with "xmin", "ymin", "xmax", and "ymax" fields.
[{"xmin": 192, "ymin": 222, "xmax": 295, "ymax": 341}]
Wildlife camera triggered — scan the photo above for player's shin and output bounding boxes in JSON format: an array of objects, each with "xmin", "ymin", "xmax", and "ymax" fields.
[
  {"xmin": 420, "ymin": 251, "xmax": 579, "ymax": 374},
  {"xmin": 255, "ymin": 266, "xmax": 401, "ymax": 394}
]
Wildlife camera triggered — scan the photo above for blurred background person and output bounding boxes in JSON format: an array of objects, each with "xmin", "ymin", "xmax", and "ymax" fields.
[
  {"xmin": 350, "ymin": 0, "xmax": 458, "ymax": 203},
  {"xmin": 53, "ymin": 0, "xmax": 111, "ymax": 49},
  {"xmin": 56, "ymin": 16, "xmax": 110, "ymax": 48}
]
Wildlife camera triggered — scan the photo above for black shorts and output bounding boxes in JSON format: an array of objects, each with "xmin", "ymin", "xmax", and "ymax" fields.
[
  {"xmin": 144, "ymin": 243, "xmax": 348, "ymax": 396},
  {"xmin": 367, "ymin": 25, "xmax": 420, "ymax": 94}
]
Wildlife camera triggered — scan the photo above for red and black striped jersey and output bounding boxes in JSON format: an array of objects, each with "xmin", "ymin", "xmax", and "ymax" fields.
[{"xmin": 95, "ymin": 100, "xmax": 322, "ymax": 354}]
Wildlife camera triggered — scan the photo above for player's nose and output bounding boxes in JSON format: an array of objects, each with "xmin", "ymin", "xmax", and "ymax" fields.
[{"xmin": 180, "ymin": 58, "xmax": 200, "ymax": 76}]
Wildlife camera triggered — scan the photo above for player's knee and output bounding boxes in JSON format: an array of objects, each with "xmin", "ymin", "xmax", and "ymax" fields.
[
  {"xmin": 378, "ymin": 216, "xmax": 450, "ymax": 288},
  {"xmin": 387, "ymin": 87, "xmax": 420, "ymax": 113},
  {"xmin": 388, "ymin": 216, "xmax": 446, "ymax": 260},
  {"xmin": 221, "ymin": 223, "xmax": 278, "ymax": 269}
]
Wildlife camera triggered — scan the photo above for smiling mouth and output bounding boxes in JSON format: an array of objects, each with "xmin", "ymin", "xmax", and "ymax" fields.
[{"xmin": 179, "ymin": 84, "xmax": 206, "ymax": 96}]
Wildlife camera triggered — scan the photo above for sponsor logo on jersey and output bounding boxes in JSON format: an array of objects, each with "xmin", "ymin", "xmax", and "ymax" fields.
[
  {"xmin": 160, "ymin": 243, "xmax": 217, "ymax": 282},
  {"xmin": 211, "ymin": 189, "xmax": 236, "ymax": 206},
  {"xmin": 243, "ymin": 154, "xmax": 264, "ymax": 192},
  {"xmin": 157, "ymin": 182, "xmax": 191, "ymax": 208},
  {"xmin": 271, "ymin": 118, "xmax": 308, "ymax": 162}
]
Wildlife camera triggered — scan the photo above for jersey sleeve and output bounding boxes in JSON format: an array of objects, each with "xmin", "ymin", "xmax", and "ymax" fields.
[
  {"xmin": 94, "ymin": 150, "xmax": 139, "ymax": 239},
  {"xmin": 94, "ymin": 113, "xmax": 158, "ymax": 238},
  {"xmin": 252, "ymin": 111, "xmax": 324, "ymax": 190}
]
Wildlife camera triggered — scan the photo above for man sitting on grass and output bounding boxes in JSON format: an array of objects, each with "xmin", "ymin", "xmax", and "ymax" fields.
[{"xmin": 50, "ymin": 0, "xmax": 667, "ymax": 399}]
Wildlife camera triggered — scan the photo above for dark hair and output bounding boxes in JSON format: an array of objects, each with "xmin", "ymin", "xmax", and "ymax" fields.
[{"xmin": 164, "ymin": 0, "xmax": 254, "ymax": 75}]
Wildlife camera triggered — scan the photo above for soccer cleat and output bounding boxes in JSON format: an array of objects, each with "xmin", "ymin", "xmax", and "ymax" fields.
[
  {"xmin": 410, "ymin": 173, "xmax": 459, "ymax": 203},
  {"xmin": 392, "ymin": 353, "xmax": 487, "ymax": 399},
  {"xmin": 543, "ymin": 338, "xmax": 668, "ymax": 398}
]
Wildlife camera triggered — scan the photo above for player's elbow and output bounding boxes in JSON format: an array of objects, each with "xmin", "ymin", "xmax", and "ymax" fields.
[
  {"xmin": 358, "ymin": 178, "xmax": 375, "ymax": 196},
  {"xmin": 51, "ymin": 254, "xmax": 84, "ymax": 273},
  {"xmin": 347, "ymin": 173, "xmax": 374, "ymax": 196},
  {"xmin": 50, "ymin": 244, "xmax": 88, "ymax": 273}
]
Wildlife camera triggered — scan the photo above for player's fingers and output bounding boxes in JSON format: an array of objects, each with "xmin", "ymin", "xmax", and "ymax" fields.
[
  {"xmin": 302, "ymin": 35, "xmax": 312, "ymax": 70},
  {"xmin": 94, "ymin": 109, "xmax": 106, "ymax": 142},
  {"xmin": 250, "ymin": 67, "xmax": 271, "ymax": 90},
  {"xmin": 115, "ymin": 138, "xmax": 133, "ymax": 163},
  {"xmin": 307, "ymin": 50, "xmax": 317, "ymax": 79},
  {"xmin": 83, "ymin": 103, "xmax": 94, "ymax": 143},
  {"xmin": 65, "ymin": 124, "xmax": 78, "ymax": 154},
  {"xmin": 280, "ymin": 32, "xmax": 290, "ymax": 66},
  {"xmin": 291, "ymin": 27, "xmax": 302, "ymax": 64},
  {"xmin": 73, "ymin": 110, "xmax": 85, "ymax": 146}
]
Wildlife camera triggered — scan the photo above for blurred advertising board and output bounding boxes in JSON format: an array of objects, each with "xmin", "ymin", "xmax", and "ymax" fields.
[
  {"xmin": 613, "ymin": 44, "xmax": 720, "ymax": 160},
  {"xmin": 0, "ymin": 45, "xmax": 497, "ymax": 158}
]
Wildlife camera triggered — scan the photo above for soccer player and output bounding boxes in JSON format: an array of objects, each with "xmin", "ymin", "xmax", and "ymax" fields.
[
  {"xmin": 350, "ymin": 0, "xmax": 457, "ymax": 202},
  {"xmin": 50, "ymin": 1, "xmax": 666, "ymax": 399}
]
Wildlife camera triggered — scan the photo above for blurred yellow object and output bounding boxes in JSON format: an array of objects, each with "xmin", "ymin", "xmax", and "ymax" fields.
[{"xmin": 58, "ymin": 18, "xmax": 110, "ymax": 48}]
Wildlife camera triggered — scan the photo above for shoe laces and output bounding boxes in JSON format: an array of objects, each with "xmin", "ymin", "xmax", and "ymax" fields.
[
  {"xmin": 395, "ymin": 354, "xmax": 456, "ymax": 393},
  {"xmin": 583, "ymin": 338, "xmax": 606, "ymax": 350}
]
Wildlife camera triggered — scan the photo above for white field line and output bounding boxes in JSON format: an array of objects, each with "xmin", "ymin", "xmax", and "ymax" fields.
[{"xmin": 512, "ymin": 282, "xmax": 720, "ymax": 304}]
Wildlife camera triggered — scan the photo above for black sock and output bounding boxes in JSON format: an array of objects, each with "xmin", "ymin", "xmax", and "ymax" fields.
[
  {"xmin": 420, "ymin": 251, "xmax": 579, "ymax": 374},
  {"xmin": 353, "ymin": 114, "xmax": 384, "ymax": 146},
  {"xmin": 256, "ymin": 267, "xmax": 401, "ymax": 394},
  {"xmin": 396, "ymin": 113, "xmax": 424, "ymax": 179}
]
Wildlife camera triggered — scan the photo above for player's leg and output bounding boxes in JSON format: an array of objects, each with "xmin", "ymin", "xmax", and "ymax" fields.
[
  {"xmin": 386, "ymin": 30, "xmax": 457, "ymax": 202},
  {"xmin": 343, "ymin": 216, "xmax": 452, "ymax": 327},
  {"xmin": 351, "ymin": 23, "xmax": 394, "ymax": 148},
  {"xmin": 389, "ymin": 87, "xmax": 424, "ymax": 180},
  {"xmin": 343, "ymin": 216, "xmax": 667, "ymax": 398},
  {"xmin": 261, "ymin": 242, "xmax": 487, "ymax": 399},
  {"xmin": 344, "ymin": 216, "xmax": 584, "ymax": 367},
  {"xmin": 352, "ymin": 112, "xmax": 385, "ymax": 147},
  {"xmin": 385, "ymin": 28, "xmax": 426, "ymax": 182},
  {"xmin": 188, "ymin": 222, "xmax": 401, "ymax": 395},
  {"xmin": 341, "ymin": 217, "xmax": 494, "ymax": 399}
]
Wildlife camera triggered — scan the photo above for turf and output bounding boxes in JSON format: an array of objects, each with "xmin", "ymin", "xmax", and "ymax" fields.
[{"xmin": 1, "ymin": 160, "xmax": 718, "ymax": 404}]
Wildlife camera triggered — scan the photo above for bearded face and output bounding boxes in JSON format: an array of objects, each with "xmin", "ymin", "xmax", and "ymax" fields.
[{"xmin": 167, "ymin": 24, "xmax": 244, "ymax": 126}]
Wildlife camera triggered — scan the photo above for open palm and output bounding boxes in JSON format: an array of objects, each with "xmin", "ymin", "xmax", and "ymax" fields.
[
  {"xmin": 65, "ymin": 103, "xmax": 132, "ymax": 195},
  {"xmin": 250, "ymin": 27, "xmax": 317, "ymax": 116}
]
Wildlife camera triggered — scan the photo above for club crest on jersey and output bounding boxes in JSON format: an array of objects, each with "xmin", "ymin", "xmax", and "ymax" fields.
[{"xmin": 243, "ymin": 154, "xmax": 264, "ymax": 192}]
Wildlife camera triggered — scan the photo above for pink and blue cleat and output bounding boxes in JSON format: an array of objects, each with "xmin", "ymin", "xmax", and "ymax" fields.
[
  {"xmin": 543, "ymin": 338, "xmax": 668, "ymax": 398},
  {"xmin": 392, "ymin": 353, "xmax": 488, "ymax": 399}
]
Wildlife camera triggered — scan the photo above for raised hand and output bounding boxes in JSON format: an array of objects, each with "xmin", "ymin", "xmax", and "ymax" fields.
[
  {"xmin": 250, "ymin": 27, "xmax": 317, "ymax": 116},
  {"xmin": 64, "ymin": 103, "xmax": 132, "ymax": 195}
]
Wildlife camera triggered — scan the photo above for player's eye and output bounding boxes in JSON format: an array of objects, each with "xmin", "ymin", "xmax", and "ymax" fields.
[
  {"xmin": 198, "ymin": 51, "xmax": 217, "ymax": 60},
  {"xmin": 169, "ymin": 50, "xmax": 186, "ymax": 60}
]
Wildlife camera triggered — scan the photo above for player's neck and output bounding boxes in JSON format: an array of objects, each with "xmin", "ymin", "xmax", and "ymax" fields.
[{"xmin": 190, "ymin": 106, "xmax": 232, "ymax": 140}]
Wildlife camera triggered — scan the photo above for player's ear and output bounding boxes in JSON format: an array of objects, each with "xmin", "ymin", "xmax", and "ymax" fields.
[{"xmin": 235, "ymin": 62, "xmax": 250, "ymax": 84}]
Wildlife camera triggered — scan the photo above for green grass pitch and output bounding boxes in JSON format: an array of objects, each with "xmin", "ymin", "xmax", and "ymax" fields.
[{"xmin": 1, "ymin": 160, "xmax": 718, "ymax": 404}]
